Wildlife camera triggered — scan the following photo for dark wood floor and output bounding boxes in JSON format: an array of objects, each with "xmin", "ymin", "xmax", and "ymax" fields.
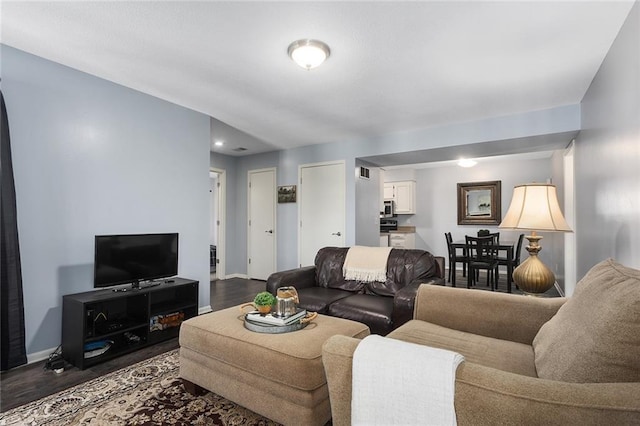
[
  {"xmin": 210, "ymin": 277, "xmax": 267, "ymax": 311},
  {"xmin": 0, "ymin": 278, "xmax": 266, "ymax": 412},
  {"xmin": 449, "ymin": 266, "xmax": 562, "ymax": 297},
  {"xmin": 1, "ymin": 270, "xmax": 559, "ymax": 412}
]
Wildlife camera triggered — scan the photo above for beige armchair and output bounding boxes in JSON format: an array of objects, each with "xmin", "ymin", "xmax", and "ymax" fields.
[{"xmin": 322, "ymin": 259, "xmax": 640, "ymax": 425}]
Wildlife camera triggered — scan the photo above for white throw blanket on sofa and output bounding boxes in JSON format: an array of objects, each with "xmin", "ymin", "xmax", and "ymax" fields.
[
  {"xmin": 352, "ymin": 335, "xmax": 465, "ymax": 426},
  {"xmin": 343, "ymin": 246, "xmax": 392, "ymax": 283}
]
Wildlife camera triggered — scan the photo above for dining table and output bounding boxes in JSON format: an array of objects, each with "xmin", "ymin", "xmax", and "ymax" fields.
[{"xmin": 451, "ymin": 239, "xmax": 516, "ymax": 293}]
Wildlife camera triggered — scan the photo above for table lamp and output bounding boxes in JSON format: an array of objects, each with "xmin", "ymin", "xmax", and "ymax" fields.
[{"xmin": 499, "ymin": 183, "xmax": 572, "ymax": 294}]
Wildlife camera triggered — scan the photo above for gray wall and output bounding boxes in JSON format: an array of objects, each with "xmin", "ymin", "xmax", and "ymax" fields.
[
  {"xmin": 215, "ymin": 106, "xmax": 580, "ymax": 274},
  {"xmin": 355, "ymin": 160, "xmax": 382, "ymax": 247},
  {"xmin": 2, "ymin": 45, "xmax": 211, "ymax": 357},
  {"xmin": 576, "ymin": 2, "xmax": 640, "ymax": 276}
]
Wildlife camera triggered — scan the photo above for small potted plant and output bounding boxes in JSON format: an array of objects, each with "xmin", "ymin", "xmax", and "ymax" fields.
[{"xmin": 253, "ymin": 292, "xmax": 276, "ymax": 314}]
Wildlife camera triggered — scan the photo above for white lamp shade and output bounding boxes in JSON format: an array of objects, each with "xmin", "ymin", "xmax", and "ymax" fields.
[
  {"xmin": 499, "ymin": 183, "xmax": 572, "ymax": 232},
  {"xmin": 288, "ymin": 40, "xmax": 330, "ymax": 70}
]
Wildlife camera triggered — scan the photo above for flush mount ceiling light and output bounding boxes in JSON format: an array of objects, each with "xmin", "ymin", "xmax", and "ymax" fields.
[
  {"xmin": 287, "ymin": 39, "xmax": 330, "ymax": 70},
  {"xmin": 214, "ymin": 141, "xmax": 224, "ymax": 147},
  {"xmin": 458, "ymin": 159, "xmax": 477, "ymax": 168}
]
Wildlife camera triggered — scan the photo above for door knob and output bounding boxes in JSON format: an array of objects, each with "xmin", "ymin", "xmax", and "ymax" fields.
[
  {"xmin": 331, "ymin": 232, "xmax": 342, "ymax": 236},
  {"xmin": 265, "ymin": 230, "xmax": 273, "ymax": 234}
]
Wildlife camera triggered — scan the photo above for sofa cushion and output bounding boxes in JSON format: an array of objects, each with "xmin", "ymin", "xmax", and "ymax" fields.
[
  {"xmin": 315, "ymin": 247, "xmax": 365, "ymax": 292},
  {"xmin": 365, "ymin": 249, "xmax": 440, "ymax": 296},
  {"xmin": 298, "ymin": 287, "xmax": 354, "ymax": 314},
  {"xmin": 314, "ymin": 246, "xmax": 441, "ymax": 296},
  {"xmin": 388, "ymin": 320, "xmax": 537, "ymax": 377},
  {"xmin": 533, "ymin": 259, "xmax": 640, "ymax": 383},
  {"xmin": 328, "ymin": 294, "xmax": 395, "ymax": 336}
]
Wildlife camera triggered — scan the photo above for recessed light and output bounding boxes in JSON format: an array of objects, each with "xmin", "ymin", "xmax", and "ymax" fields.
[
  {"xmin": 214, "ymin": 141, "xmax": 224, "ymax": 147},
  {"xmin": 458, "ymin": 159, "xmax": 477, "ymax": 168}
]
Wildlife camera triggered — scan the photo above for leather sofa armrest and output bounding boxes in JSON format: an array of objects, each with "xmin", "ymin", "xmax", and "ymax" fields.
[
  {"xmin": 265, "ymin": 266, "xmax": 317, "ymax": 295},
  {"xmin": 434, "ymin": 255, "xmax": 445, "ymax": 279},
  {"xmin": 413, "ymin": 285, "xmax": 566, "ymax": 345},
  {"xmin": 392, "ymin": 279, "xmax": 442, "ymax": 328},
  {"xmin": 390, "ymin": 253, "xmax": 446, "ymax": 329}
]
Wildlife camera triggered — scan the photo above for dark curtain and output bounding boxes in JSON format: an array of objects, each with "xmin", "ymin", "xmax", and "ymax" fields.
[{"xmin": 1, "ymin": 89, "xmax": 27, "ymax": 370}]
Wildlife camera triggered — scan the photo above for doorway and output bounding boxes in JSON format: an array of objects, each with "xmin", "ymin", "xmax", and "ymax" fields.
[
  {"xmin": 210, "ymin": 168, "xmax": 226, "ymax": 280},
  {"xmin": 299, "ymin": 161, "xmax": 346, "ymax": 267},
  {"xmin": 248, "ymin": 168, "xmax": 276, "ymax": 280}
]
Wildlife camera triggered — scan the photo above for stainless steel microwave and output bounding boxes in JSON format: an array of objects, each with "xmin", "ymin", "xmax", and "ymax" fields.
[{"xmin": 382, "ymin": 200, "xmax": 395, "ymax": 217}]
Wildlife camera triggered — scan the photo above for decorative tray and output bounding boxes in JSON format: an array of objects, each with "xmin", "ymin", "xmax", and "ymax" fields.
[{"xmin": 243, "ymin": 316, "xmax": 309, "ymax": 334}]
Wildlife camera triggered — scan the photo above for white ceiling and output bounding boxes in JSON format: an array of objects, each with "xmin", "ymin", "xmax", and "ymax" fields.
[{"xmin": 1, "ymin": 1, "xmax": 634, "ymax": 158}]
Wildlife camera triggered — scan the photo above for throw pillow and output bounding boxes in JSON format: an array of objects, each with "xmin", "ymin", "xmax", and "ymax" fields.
[{"xmin": 532, "ymin": 258, "xmax": 640, "ymax": 383}]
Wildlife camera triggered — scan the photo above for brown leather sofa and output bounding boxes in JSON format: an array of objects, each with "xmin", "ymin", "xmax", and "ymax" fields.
[{"xmin": 266, "ymin": 247, "xmax": 445, "ymax": 335}]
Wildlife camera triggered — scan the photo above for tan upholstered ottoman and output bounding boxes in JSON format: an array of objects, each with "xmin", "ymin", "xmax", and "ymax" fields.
[{"xmin": 179, "ymin": 305, "xmax": 370, "ymax": 426}]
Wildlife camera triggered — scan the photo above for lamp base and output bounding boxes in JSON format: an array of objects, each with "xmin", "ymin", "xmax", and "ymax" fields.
[{"xmin": 512, "ymin": 233, "xmax": 556, "ymax": 295}]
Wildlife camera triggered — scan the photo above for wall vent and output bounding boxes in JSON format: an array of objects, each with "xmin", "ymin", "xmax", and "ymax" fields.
[
  {"xmin": 232, "ymin": 147, "xmax": 248, "ymax": 152},
  {"xmin": 359, "ymin": 166, "xmax": 370, "ymax": 180}
]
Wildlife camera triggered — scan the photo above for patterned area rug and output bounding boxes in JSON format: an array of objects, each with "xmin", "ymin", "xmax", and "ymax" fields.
[{"xmin": 0, "ymin": 349, "xmax": 280, "ymax": 425}]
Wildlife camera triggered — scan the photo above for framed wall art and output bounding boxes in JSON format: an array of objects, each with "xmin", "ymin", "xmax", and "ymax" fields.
[
  {"xmin": 277, "ymin": 185, "xmax": 297, "ymax": 203},
  {"xmin": 457, "ymin": 181, "xmax": 501, "ymax": 225}
]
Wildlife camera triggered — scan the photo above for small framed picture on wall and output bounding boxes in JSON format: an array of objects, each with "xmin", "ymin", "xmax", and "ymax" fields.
[{"xmin": 277, "ymin": 185, "xmax": 297, "ymax": 203}]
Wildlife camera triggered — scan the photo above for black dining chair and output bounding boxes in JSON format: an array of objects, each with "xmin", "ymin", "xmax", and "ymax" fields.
[
  {"xmin": 478, "ymin": 230, "xmax": 500, "ymax": 244},
  {"xmin": 465, "ymin": 235, "xmax": 500, "ymax": 291},
  {"xmin": 474, "ymin": 231, "xmax": 499, "ymax": 285},
  {"xmin": 445, "ymin": 232, "xmax": 467, "ymax": 287},
  {"xmin": 497, "ymin": 233, "xmax": 525, "ymax": 279}
]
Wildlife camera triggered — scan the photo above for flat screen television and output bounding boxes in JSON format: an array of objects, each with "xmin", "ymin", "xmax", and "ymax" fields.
[{"xmin": 94, "ymin": 233, "xmax": 178, "ymax": 289}]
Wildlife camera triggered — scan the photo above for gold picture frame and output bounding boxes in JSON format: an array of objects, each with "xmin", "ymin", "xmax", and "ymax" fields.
[{"xmin": 457, "ymin": 181, "xmax": 501, "ymax": 225}]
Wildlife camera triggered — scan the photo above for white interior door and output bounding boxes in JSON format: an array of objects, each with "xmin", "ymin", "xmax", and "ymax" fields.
[
  {"xmin": 299, "ymin": 161, "xmax": 345, "ymax": 267},
  {"xmin": 209, "ymin": 172, "xmax": 219, "ymax": 277},
  {"xmin": 211, "ymin": 168, "xmax": 225, "ymax": 279},
  {"xmin": 248, "ymin": 168, "xmax": 276, "ymax": 280}
]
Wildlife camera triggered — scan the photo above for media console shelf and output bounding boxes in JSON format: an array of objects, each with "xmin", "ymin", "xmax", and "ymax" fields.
[{"xmin": 62, "ymin": 278, "xmax": 198, "ymax": 369}]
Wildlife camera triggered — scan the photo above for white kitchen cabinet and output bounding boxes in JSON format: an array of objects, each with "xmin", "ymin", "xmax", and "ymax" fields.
[
  {"xmin": 379, "ymin": 234, "xmax": 389, "ymax": 247},
  {"xmin": 384, "ymin": 181, "xmax": 416, "ymax": 214},
  {"xmin": 389, "ymin": 232, "xmax": 415, "ymax": 249},
  {"xmin": 383, "ymin": 184, "xmax": 395, "ymax": 200}
]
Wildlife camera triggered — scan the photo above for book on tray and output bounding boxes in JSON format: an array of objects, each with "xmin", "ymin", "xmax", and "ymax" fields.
[{"xmin": 246, "ymin": 308, "xmax": 307, "ymax": 326}]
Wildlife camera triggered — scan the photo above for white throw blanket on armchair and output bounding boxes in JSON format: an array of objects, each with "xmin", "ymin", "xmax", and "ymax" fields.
[
  {"xmin": 343, "ymin": 246, "xmax": 393, "ymax": 283},
  {"xmin": 352, "ymin": 335, "xmax": 465, "ymax": 426}
]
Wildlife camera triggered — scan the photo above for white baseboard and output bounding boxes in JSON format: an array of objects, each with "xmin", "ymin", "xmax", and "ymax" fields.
[
  {"xmin": 224, "ymin": 273, "xmax": 249, "ymax": 279},
  {"xmin": 27, "ymin": 347, "xmax": 57, "ymax": 365},
  {"xmin": 198, "ymin": 305, "xmax": 213, "ymax": 315}
]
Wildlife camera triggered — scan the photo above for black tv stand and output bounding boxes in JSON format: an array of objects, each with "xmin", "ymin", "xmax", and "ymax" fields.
[
  {"xmin": 62, "ymin": 278, "xmax": 198, "ymax": 369},
  {"xmin": 111, "ymin": 281, "xmax": 162, "ymax": 292},
  {"xmin": 138, "ymin": 281, "xmax": 161, "ymax": 290}
]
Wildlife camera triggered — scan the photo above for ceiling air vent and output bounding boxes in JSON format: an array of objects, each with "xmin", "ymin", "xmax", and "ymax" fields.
[
  {"xmin": 359, "ymin": 166, "xmax": 370, "ymax": 180},
  {"xmin": 232, "ymin": 147, "xmax": 248, "ymax": 152}
]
